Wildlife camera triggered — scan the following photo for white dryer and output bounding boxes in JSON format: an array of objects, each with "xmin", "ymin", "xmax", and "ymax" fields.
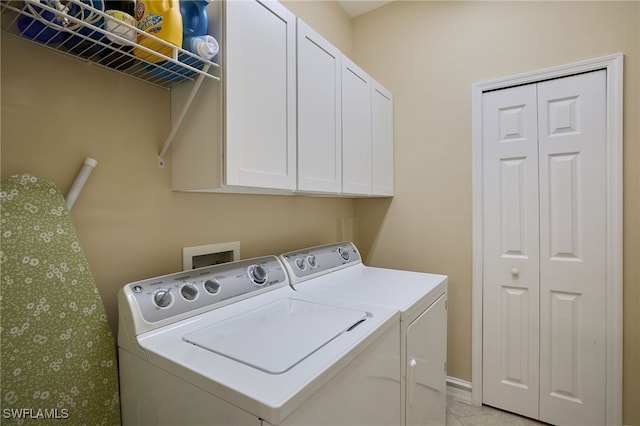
[
  {"xmin": 280, "ymin": 242, "xmax": 448, "ymax": 426},
  {"xmin": 117, "ymin": 255, "xmax": 400, "ymax": 425}
]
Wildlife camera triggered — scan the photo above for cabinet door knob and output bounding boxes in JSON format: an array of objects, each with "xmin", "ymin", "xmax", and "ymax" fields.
[{"xmin": 511, "ymin": 268, "xmax": 520, "ymax": 276}]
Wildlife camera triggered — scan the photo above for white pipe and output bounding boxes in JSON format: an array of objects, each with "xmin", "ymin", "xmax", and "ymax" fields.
[{"xmin": 66, "ymin": 157, "xmax": 98, "ymax": 211}]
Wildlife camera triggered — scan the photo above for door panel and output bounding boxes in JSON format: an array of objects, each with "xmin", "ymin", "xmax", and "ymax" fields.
[
  {"xmin": 342, "ymin": 57, "xmax": 372, "ymax": 195},
  {"xmin": 500, "ymin": 157, "xmax": 528, "ymax": 256},
  {"xmin": 297, "ymin": 19, "xmax": 342, "ymax": 193},
  {"xmin": 482, "ymin": 84, "xmax": 540, "ymax": 419},
  {"xmin": 537, "ymin": 70, "xmax": 607, "ymax": 426},
  {"xmin": 500, "ymin": 286, "xmax": 531, "ymax": 389},
  {"xmin": 548, "ymin": 153, "xmax": 581, "ymax": 260},
  {"xmin": 225, "ymin": 0, "xmax": 296, "ymax": 189},
  {"xmin": 406, "ymin": 294, "xmax": 447, "ymax": 426}
]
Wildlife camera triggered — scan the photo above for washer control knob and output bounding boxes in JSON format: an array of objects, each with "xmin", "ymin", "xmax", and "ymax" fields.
[
  {"xmin": 338, "ymin": 246, "xmax": 350, "ymax": 261},
  {"xmin": 248, "ymin": 264, "xmax": 268, "ymax": 286},
  {"xmin": 204, "ymin": 279, "xmax": 221, "ymax": 294},
  {"xmin": 154, "ymin": 288, "xmax": 173, "ymax": 308},
  {"xmin": 180, "ymin": 284, "xmax": 198, "ymax": 301},
  {"xmin": 306, "ymin": 255, "xmax": 317, "ymax": 268},
  {"xmin": 295, "ymin": 258, "xmax": 307, "ymax": 271}
]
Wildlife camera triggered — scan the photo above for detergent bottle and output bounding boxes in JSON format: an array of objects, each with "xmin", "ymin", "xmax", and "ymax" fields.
[
  {"xmin": 144, "ymin": 0, "xmax": 218, "ymax": 83},
  {"xmin": 180, "ymin": 0, "xmax": 218, "ymax": 61},
  {"xmin": 134, "ymin": 0, "xmax": 183, "ymax": 63},
  {"xmin": 181, "ymin": 0, "xmax": 208, "ymax": 38}
]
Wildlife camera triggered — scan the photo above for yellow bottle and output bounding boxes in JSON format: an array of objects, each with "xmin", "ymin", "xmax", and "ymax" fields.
[{"xmin": 134, "ymin": 0, "xmax": 183, "ymax": 63}]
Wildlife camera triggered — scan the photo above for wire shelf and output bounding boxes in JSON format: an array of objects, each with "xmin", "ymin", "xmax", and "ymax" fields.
[{"xmin": 1, "ymin": 0, "xmax": 221, "ymax": 89}]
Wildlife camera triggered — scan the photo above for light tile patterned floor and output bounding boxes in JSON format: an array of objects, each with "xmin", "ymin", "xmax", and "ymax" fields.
[{"xmin": 447, "ymin": 397, "xmax": 548, "ymax": 425}]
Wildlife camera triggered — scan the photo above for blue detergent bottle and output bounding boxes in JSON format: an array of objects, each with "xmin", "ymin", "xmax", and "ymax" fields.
[
  {"xmin": 181, "ymin": 0, "xmax": 218, "ymax": 61},
  {"xmin": 181, "ymin": 0, "xmax": 208, "ymax": 38}
]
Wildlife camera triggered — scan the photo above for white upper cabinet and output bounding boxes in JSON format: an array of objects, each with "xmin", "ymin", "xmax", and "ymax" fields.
[
  {"xmin": 296, "ymin": 19, "xmax": 342, "ymax": 194},
  {"xmin": 224, "ymin": 0, "xmax": 296, "ymax": 190},
  {"xmin": 171, "ymin": 0, "xmax": 392, "ymax": 197},
  {"xmin": 371, "ymin": 81, "xmax": 394, "ymax": 196},
  {"xmin": 171, "ymin": 0, "xmax": 296, "ymax": 193},
  {"xmin": 341, "ymin": 56, "xmax": 373, "ymax": 196}
]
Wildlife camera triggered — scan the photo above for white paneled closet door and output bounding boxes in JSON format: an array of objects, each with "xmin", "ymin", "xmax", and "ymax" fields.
[
  {"xmin": 482, "ymin": 70, "xmax": 607, "ymax": 425},
  {"xmin": 482, "ymin": 83, "xmax": 541, "ymax": 419},
  {"xmin": 537, "ymin": 70, "xmax": 607, "ymax": 426}
]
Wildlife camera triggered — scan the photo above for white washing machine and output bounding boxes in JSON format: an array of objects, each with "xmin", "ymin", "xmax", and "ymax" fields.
[
  {"xmin": 117, "ymin": 255, "xmax": 401, "ymax": 426},
  {"xmin": 280, "ymin": 242, "xmax": 448, "ymax": 426}
]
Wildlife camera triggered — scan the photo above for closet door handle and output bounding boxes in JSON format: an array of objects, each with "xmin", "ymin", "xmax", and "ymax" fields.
[
  {"xmin": 511, "ymin": 268, "xmax": 520, "ymax": 277},
  {"xmin": 408, "ymin": 358, "xmax": 417, "ymax": 407}
]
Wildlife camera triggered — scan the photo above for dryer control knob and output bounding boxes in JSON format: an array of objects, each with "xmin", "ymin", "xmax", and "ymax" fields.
[
  {"xmin": 295, "ymin": 258, "xmax": 307, "ymax": 271},
  {"xmin": 154, "ymin": 288, "xmax": 173, "ymax": 308},
  {"xmin": 204, "ymin": 279, "xmax": 221, "ymax": 294},
  {"xmin": 248, "ymin": 264, "xmax": 268, "ymax": 286},
  {"xmin": 180, "ymin": 284, "xmax": 198, "ymax": 301},
  {"xmin": 306, "ymin": 255, "xmax": 317, "ymax": 268},
  {"xmin": 338, "ymin": 246, "xmax": 350, "ymax": 261}
]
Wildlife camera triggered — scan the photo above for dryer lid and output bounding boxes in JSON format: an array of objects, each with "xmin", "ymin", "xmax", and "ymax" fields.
[{"xmin": 182, "ymin": 298, "xmax": 367, "ymax": 374}]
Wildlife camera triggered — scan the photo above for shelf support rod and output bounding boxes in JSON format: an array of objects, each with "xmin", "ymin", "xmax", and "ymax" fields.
[{"xmin": 158, "ymin": 63, "xmax": 211, "ymax": 168}]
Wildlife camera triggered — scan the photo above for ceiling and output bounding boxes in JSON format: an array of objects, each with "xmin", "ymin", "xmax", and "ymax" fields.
[{"xmin": 336, "ymin": 0, "xmax": 394, "ymax": 17}]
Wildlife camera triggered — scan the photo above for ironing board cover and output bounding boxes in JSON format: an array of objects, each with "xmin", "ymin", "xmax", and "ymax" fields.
[{"xmin": 0, "ymin": 174, "xmax": 121, "ymax": 425}]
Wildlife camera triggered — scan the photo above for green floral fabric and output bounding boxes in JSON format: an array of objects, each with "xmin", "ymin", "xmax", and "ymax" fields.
[{"xmin": 0, "ymin": 174, "xmax": 121, "ymax": 425}]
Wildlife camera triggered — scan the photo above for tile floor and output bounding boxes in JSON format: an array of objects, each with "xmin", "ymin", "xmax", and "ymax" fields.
[{"xmin": 447, "ymin": 397, "xmax": 548, "ymax": 425}]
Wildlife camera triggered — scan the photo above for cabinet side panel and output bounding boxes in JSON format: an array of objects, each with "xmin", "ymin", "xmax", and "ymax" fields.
[
  {"xmin": 371, "ymin": 82, "xmax": 394, "ymax": 196},
  {"xmin": 171, "ymin": 78, "xmax": 223, "ymax": 191}
]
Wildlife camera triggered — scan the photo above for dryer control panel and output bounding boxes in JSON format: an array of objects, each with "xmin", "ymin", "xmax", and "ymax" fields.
[
  {"xmin": 280, "ymin": 242, "xmax": 361, "ymax": 284},
  {"xmin": 120, "ymin": 256, "xmax": 288, "ymax": 326}
]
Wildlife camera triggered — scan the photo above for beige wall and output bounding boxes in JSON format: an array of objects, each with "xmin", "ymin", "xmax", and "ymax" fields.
[
  {"xmin": 282, "ymin": 0, "xmax": 353, "ymax": 58},
  {"xmin": 351, "ymin": 1, "xmax": 639, "ymax": 424},
  {"xmin": 0, "ymin": 1, "xmax": 355, "ymax": 334}
]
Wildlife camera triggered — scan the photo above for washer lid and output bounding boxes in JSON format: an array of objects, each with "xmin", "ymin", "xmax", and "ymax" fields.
[{"xmin": 182, "ymin": 298, "xmax": 367, "ymax": 374}]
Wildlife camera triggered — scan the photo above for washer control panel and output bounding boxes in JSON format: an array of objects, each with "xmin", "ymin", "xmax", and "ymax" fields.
[
  {"xmin": 124, "ymin": 256, "xmax": 288, "ymax": 324},
  {"xmin": 280, "ymin": 242, "xmax": 361, "ymax": 283}
]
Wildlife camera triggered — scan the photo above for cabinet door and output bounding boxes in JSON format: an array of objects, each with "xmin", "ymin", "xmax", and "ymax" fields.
[
  {"xmin": 297, "ymin": 19, "xmax": 342, "ymax": 193},
  {"xmin": 341, "ymin": 56, "xmax": 372, "ymax": 195},
  {"xmin": 225, "ymin": 0, "xmax": 296, "ymax": 190},
  {"xmin": 406, "ymin": 293, "xmax": 447, "ymax": 426},
  {"xmin": 371, "ymin": 80, "xmax": 394, "ymax": 196}
]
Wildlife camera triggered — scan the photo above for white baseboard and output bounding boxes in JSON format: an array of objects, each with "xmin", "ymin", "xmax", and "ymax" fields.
[{"xmin": 446, "ymin": 376, "xmax": 472, "ymax": 404}]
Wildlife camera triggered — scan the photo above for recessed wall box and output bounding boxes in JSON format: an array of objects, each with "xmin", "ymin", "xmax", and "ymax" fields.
[{"xmin": 182, "ymin": 241, "xmax": 240, "ymax": 270}]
